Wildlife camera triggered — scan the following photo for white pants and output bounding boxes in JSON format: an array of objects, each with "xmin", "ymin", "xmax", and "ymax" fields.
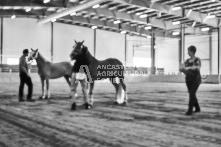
[{"xmin": 70, "ymin": 72, "xmax": 88, "ymax": 103}]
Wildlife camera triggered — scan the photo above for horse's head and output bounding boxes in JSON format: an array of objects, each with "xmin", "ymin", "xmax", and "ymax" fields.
[
  {"xmin": 70, "ymin": 40, "xmax": 87, "ymax": 60},
  {"xmin": 28, "ymin": 48, "xmax": 39, "ymax": 61}
]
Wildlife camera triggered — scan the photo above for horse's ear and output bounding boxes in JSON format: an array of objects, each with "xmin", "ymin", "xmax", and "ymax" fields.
[
  {"xmin": 36, "ymin": 49, "xmax": 38, "ymax": 52},
  {"xmin": 31, "ymin": 48, "xmax": 34, "ymax": 51},
  {"xmin": 75, "ymin": 40, "xmax": 77, "ymax": 44},
  {"xmin": 81, "ymin": 40, "xmax": 84, "ymax": 44}
]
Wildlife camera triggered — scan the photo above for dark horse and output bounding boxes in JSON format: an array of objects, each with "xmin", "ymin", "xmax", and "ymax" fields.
[{"xmin": 70, "ymin": 40, "xmax": 128, "ymax": 105}]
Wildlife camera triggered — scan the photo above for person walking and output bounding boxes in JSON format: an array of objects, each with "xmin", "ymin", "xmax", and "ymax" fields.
[
  {"xmin": 18, "ymin": 49, "xmax": 34, "ymax": 102},
  {"xmin": 179, "ymin": 45, "xmax": 201, "ymax": 115}
]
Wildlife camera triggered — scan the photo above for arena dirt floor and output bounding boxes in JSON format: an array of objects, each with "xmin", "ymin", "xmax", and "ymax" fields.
[{"xmin": 0, "ymin": 80, "xmax": 221, "ymax": 147}]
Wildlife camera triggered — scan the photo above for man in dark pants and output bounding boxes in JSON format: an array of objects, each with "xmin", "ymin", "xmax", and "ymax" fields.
[
  {"xmin": 179, "ymin": 45, "xmax": 201, "ymax": 115},
  {"xmin": 18, "ymin": 49, "xmax": 34, "ymax": 102}
]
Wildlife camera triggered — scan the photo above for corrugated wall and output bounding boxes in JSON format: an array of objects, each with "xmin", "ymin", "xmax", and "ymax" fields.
[{"xmin": 3, "ymin": 18, "xmax": 51, "ymax": 63}]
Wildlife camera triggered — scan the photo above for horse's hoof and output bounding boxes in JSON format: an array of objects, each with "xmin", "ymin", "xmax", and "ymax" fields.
[
  {"xmin": 71, "ymin": 102, "xmax": 76, "ymax": 110},
  {"xmin": 122, "ymin": 101, "xmax": 127, "ymax": 106},
  {"xmin": 85, "ymin": 103, "xmax": 92, "ymax": 110},
  {"xmin": 39, "ymin": 97, "xmax": 43, "ymax": 100},
  {"xmin": 45, "ymin": 96, "xmax": 48, "ymax": 99},
  {"xmin": 114, "ymin": 101, "xmax": 119, "ymax": 105}
]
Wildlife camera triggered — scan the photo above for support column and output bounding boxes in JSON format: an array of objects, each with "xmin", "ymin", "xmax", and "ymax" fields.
[
  {"xmin": 151, "ymin": 29, "xmax": 156, "ymax": 74},
  {"xmin": 125, "ymin": 34, "xmax": 127, "ymax": 66},
  {"xmin": 94, "ymin": 29, "xmax": 96, "ymax": 57},
  {"xmin": 218, "ymin": 27, "xmax": 221, "ymax": 82},
  {"xmin": 51, "ymin": 22, "xmax": 54, "ymax": 62},
  {"xmin": 179, "ymin": 24, "xmax": 185, "ymax": 66},
  {"xmin": 0, "ymin": 17, "xmax": 3, "ymax": 64},
  {"xmin": 209, "ymin": 32, "xmax": 212, "ymax": 74}
]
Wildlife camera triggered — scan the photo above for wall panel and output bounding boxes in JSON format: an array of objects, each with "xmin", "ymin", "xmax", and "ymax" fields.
[
  {"xmin": 185, "ymin": 35, "xmax": 210, "ymax": 74},
  {"xmin": 96, "ymin": 30, "xmax": 125, "ymax": 63},
  {"xmin": 155, "ymin": 37, "xmax": 179, "ymax": 74},
  {"xmin": 53, "ymin": 23, "xmax": 94, "ymax": 62},
  {"xmin": 3, "ymin": 18, "xmax": 51, "ymax": 64}
]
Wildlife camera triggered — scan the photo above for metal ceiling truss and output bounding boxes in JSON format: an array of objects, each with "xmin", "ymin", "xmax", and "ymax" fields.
[{"xmin": 1, "ymin": 0, "xmax": 220, "ymax": 38}]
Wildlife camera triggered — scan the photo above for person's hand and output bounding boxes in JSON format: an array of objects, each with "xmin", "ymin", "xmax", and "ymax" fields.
[{"xmin": 179, "ymin": 67, "xmax": 184, "ymax": 72}]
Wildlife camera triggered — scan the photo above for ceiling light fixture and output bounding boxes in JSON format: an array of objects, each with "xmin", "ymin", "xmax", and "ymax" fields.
[
  {"xmin": 25, "ymin": 8, "xmax": 31, "ymax": 12},
  {"xmin": 207, "ymin": 14, "xmax": 216, "ymax": 19},
  {"xmin": 135, "ymin": 12, "xmax": 142, "ymax": 16},
  {"xmin": 201, "ymin": 27, "xmax": 210, "ymax": 31},
  {"xmin": 51, "ymin": 19, "xmax": 56, "ymax": 22},
  {"xmin": 140, "ymin": 14, "xmax": 148, "ymax": 18},
  {"xmin": 43, "ymin": 0, "xmax": 50, "ymax": 3},
  {"xmin": 70, "ymin": 12, "xmax": 77, "ymax": 16},
  {"xmin": 120, "ymin": 30, "xmax": 127, "ymax": 34},
  {"xmin": 92, "ymin": 4, "xmax": 100, "ymax": 9},
  {"xmin": 113, "ymin": 20, "xmax": 121, "ymax": 24},
  {"xmin": 91, "ymin": 25, "xmax": 98, "ymax": 29},
  {"xmin": 144, "ymin": 26, "xmax": 152, "ymax": 30},
  {"xmin": 172, "ymin": 6, "xmax": 181, "ymax": 11},
  {"xmin": 172, "ymin": 21, "xmax": 180, "ymax": 25},
  {"xmin": 11, "ymin": 15, "xmax": 16, "ymax": 19},
  {"xmin": 172, "ymin": 31, "xmax": 180, "ymax": 36}
]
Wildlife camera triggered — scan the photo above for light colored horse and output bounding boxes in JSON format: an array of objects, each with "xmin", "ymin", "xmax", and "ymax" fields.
[{"xmin": 28, "ymin": 48, "xmax": 73, "ymax": 99}]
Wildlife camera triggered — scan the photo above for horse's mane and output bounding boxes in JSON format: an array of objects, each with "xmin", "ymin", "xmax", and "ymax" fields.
[
  {"xmin": 81, "ymin": 45, "xmax": 97, "ymax": 64},
  {"xmin": 37, "ymin": 52, "xmax": 51, "ymax": 64}
]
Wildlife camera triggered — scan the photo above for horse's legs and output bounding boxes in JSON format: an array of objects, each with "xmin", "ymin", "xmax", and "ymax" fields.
[
  {"xmin": 109, "ymin": 78, "xmax": 119, "ymax": 104},
  {"xmin": 70, "ymin": 73, "xmax": 79, "ymax": 110},
  {"xmin": 64, "ymin": 75, "xmax": 71, "ymax": 87},
  {"xmin": 89, "ymin": 82, "xmax": 95, "ymax": 105},
  {"xmin": 64, "ymin": 75, "xmax": 72, "ymax": 98},
  {"xmin": 120, "ymin": 78, "xmax": 128, "ymax": 104},
  {"xmin": 40, "ymin": 77, "xmax": 46, "ymax": 99},
  {"xmin": 45, "ymin": 79, "xmax": 50, "ymax": 99}
]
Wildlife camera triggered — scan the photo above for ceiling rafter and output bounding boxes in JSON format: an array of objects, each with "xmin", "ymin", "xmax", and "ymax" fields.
[{"xmin": 117, "ymin": 0, "xmax": 219, "ymax": 27}]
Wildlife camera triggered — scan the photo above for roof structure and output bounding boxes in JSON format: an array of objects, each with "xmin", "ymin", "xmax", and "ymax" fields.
[{"xmin": 1, "ymin": 0, "xmax": 221, "ymax": 38}]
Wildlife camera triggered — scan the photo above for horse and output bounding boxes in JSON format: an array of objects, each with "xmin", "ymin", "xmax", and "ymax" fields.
[
  {"xmin": 70, "ymin": 40, "xmax": 128, "ymax": 106},
  {"xmin": 28, "ymin": 48, "xmax": 73, "ymax": 99}
]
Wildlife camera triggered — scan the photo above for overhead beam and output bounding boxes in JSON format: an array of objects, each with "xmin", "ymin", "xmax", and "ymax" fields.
[
  {"xmin": 59, "ymin": 15, "xmax": 175, "ymax": 38},
  {"xmin": 84, "ymin": 7, "xmax": 180, "ymax": 30},
  {"xmin": 118, "ymin": 0, "xmax": 219, "ymax": 27},
  {"xmin": 37, "ymin": 0, "xmax": 110, "ymax": 24}
]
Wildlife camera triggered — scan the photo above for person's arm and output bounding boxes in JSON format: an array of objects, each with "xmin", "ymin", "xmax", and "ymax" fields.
[
  {"xmin": 185, "ymin": 58, "xmax": 201, "ymax": 71},
  {"xmin": 179, "ymin": 60, "xmax": 188, "ymax": 74}
]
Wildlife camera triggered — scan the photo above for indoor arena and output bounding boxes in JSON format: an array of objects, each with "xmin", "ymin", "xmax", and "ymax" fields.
[{"xmin": 0, "ymin": 0, "xmax": 221, "ymax": 147}]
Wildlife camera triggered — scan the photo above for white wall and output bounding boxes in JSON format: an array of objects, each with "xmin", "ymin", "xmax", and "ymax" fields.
[
  {"xmin": 1, "ymin": 18, "xmax": 220, "ymax": 75},
  {"xmin": 53, "ymin": 23, "xmax": 94, "ymax": 62},
  {"xmin": 211, "ymin": 32, "xmax": 218, "ymax": 74},
  {"xmin": 3, "ymin": 18, "xmax": 51, "ymax": 63},
  {"xmin": 155, "ymin": 37, "xmax": 179, "ymax": 74},
  {"xmin": 126, "ymin": 35, "xmax": 151, "ymax": 67},
  {"xmin": 96, "ymin": 30, "xmax": 125, "ymax": 63},
  {"xmin": 185, "ymin": 35, "xmax": 211, "ymax": 75}
]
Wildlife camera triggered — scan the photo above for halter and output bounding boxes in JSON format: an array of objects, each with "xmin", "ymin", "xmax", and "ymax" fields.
[{"xmin": 29, "ymin": 50, "xmax": 38, "ymax": 61}]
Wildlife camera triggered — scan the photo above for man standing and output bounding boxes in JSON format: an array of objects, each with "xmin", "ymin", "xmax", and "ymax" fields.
[{"xmin": 18, "ymin": 49, "xmax": 34, "ymax": 102}]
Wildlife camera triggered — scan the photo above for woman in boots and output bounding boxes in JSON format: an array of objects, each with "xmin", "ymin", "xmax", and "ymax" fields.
[{"xmin": 180, "ymin": 45, "xmax": 201, "ymax": 115}]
